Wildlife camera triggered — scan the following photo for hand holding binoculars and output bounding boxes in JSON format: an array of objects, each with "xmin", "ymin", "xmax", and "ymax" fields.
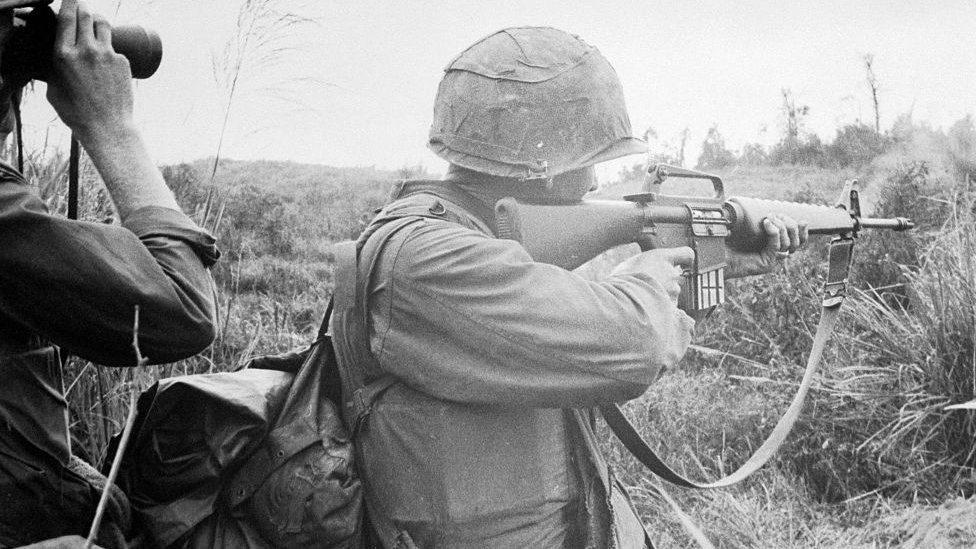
[{"xmin": 0, "ymin": 0, "xmax": 162, "ymax": 83}]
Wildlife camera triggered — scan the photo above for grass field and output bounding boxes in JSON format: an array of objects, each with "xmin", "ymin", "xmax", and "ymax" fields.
[
  {"xmin": 43, "ymin": 118, "xmax": 976, "ymax": 547},
  {"xmin": 590, "ymin": 140, "xmax": 976, "ymax": 546}
]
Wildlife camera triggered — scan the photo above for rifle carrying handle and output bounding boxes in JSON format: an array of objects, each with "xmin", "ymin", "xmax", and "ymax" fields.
[{"xmin": 646, "ymin": 164, "xmax": 725, "ymax": 199}]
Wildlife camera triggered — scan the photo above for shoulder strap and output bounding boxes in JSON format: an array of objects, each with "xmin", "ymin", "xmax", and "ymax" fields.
[
  {"xmin": 332, "ymin": 218, "xmax": 425, "ymax": 548},
  {"xmin": 602, "ymin": 236, "xmax": 855, "ymax": 489},
  {"xmin": 316, "ymin": 297, "xmax": 334, "ymax": 339},
  {"xmin": 332, "ymin": 216, "xmax": 421, "ymax": 433},
  {"xmin": 334, "ymin": 241, "xmax": 358, "ymax": 320}
]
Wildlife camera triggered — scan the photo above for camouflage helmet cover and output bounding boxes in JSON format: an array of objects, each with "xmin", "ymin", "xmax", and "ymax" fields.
[{"xmin": 429, "ymin": 26, "xmax": 646, "ymax": 180}]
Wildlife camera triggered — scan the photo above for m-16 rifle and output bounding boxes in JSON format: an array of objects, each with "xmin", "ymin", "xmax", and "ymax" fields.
[
  {"xmin": 494, "ymin": 164, "xmax": 915, "ymax": 489},
  {"xmin": 496, "ymin": 163, "xmax": 913, "ymax": 312}
]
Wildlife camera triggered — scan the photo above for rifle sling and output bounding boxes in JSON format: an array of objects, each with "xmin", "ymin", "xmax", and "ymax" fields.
[{"xmin": 601, "ymin": 272, "xmax": 845, "ymax": 489}]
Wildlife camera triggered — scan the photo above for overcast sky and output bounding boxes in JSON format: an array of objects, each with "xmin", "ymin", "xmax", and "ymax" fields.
[{"xmin": 21, "ymin": 0, "xmax": 976, "ymax": 180}]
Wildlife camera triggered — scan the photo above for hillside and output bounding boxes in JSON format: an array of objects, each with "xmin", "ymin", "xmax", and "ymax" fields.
[{"xmin": 166, "ymin": 156, "xmax": 410, "ymax": 193}]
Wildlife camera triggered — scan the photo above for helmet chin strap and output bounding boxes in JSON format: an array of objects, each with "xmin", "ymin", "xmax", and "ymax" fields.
[{"xmin": 446, "ymin": 163, "xmax": 596, "ymax": 204}]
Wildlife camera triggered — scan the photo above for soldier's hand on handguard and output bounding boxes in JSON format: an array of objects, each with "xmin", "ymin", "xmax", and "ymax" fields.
[
  {"xmin": 726, "ymin": 213, "xmax": 809, "ymax": 279},
  {"xmin": 45, "ymin": 0, "xmax": 133, "ymax": 144},
  {"xmin": 612, "ymin": 246, "xmax": 695, "ymax": 306}
]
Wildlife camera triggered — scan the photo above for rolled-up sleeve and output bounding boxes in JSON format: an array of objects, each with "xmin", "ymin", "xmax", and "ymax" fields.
[
  {"xmin": 367, "ymin": 218, "xmax": 695, "ymax": 408},
  {"xmin": 0, "ymin": 179, "xmax": 219, "ymax": 366}
]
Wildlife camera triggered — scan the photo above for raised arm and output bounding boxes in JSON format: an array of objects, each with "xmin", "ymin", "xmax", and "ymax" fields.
[
  {"xmin": 366, "ymin": 219, "xmax": 695, "ymax": 407},
  {"xmin": 45, "ymin": 0, "xmax": 178, "ymax": 218},
  {"xmin": 0, "ymin": 0, "xmax": 219, "ymax": 365}
]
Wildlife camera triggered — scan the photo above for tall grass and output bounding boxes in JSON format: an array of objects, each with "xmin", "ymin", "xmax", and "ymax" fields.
[
  {"xmin": 41, "ymin": 112, "xmax": 976, "ymax": 546},
  {"xmin": 741, "ymin": 166, "xmax": 973, "ymax": 506},
  {"xmin": 816, "ymin": 173, "xmax": 976, "ymax": 500},
  {"xmin": 593, "ymin": 146, "xmax": 976, "ymax": 545},
  {"xmin": 50, "ymin": 153, "xmax": 393, "ymax": 462},
  {"xmin": 210, "ymin": 0, "xmax": 315, "ymax": 181}
]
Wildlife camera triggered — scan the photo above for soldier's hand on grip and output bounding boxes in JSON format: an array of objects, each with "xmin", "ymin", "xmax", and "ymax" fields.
[{"xmin": 613, "ymin": 246, "xmax": 695, "ymax": 305}]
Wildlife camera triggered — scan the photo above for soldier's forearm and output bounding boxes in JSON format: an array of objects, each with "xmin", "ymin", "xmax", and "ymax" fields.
[{"xmin": 76, "ymin": 120, "xmax": 179, "ymax": 220}]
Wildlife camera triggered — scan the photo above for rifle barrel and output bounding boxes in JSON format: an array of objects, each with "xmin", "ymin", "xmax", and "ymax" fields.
[{"xmin": 857, "ymin": 217, "xmax": 914, "ymax": 231}]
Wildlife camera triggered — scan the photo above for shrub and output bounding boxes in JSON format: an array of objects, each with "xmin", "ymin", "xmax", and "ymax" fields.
[
  {"xmin": 737, "ymin": 142, "xmax": 769, "ymax": 167},
  {"xmin": 853, "ymin": 161, "xmax": 952, "ymax": 306},
  {"xmin": 696, "ymin": 126, "xmax": 736, "ymax": 170},
  {"xmin": 751, "ymin": 163, "xmax": 973, "ymax": 505},
  {"xmin": 947, "ymin": 115, "xmax": 976, "ymax": 178},
  {"xmin": 770, "ymin": 134, "xmax": 830, "ymax": 168},
  {"xmin": 233, "ymin": 256, "xmax": 332, "ymax": 295},
  {"xmin": 217, "ymin": 184, "xmax": 298, "ymax": 260},
  {"xmin": 828, "ymin": 123, "xmax": 890, "ymax": 168},
  {"xmin": 791, "ymin": 184, "xmax": 976, "ymax": 502},
  {"xmin": 162, "ymin": 163, "xmax": 211, "ymax": 215}
]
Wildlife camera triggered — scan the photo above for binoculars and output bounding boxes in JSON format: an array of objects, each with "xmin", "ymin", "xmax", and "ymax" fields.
[{"xmin": 1, "ymin": 0, "xmax": 162, "ymax": 83}]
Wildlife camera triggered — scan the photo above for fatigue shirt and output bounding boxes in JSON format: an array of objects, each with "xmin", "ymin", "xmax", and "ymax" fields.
[
  {"xmin": 0, "ymin": 161, "xmax": 218, "ymax": 545},
  {"xmin": 353, "ymin": 187, "xmax": 694, "ymax": 548}
]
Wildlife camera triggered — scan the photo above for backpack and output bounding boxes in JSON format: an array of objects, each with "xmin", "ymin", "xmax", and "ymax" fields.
[
  {"xmin": 112, "ymin": 207, "xmax": 433, "ymax": 548},
  {"xmin": 111, "ymin": 263, "xmax": 384, "ymax": 548}
]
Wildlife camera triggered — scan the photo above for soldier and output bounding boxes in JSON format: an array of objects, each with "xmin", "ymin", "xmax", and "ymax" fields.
[
  {"xmin": 334, "ymin": 27, "xmax": 805, "ymax": 547},
  {"xmin": 0, "ymin": 1, "xmax": 218, "ymax": 546}
]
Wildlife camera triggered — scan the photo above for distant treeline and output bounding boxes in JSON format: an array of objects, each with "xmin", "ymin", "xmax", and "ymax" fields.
[{"xmin": 677, "ymin": 115, "xmax": 976, "ymax": 174}]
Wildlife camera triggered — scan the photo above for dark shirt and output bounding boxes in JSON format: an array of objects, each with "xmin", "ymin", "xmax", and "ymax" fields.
[
  {"xmin": 0, "ymin": 161, "xmax": 218, "ymax": 366},
  {"xmin": 0, "ymin": 159, "xmax": 218, "ymax": 488}
]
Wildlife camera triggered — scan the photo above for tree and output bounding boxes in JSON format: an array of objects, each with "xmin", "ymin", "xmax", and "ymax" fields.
[
  {"xmin": 947, "ymin": 115, "xmax": 976, "ymax": 176},
  {"xmin": 641, "ymin": 126, "xmax": 686, "ymax": 167},
  {"xmin": 397, "ymin": 164, "xmax": 428, "ymax": 180},
  {"xmin": 777, "ymin": 88, "xmax": 809, "ymax": 164},
  {"xmin": 864, "ymin": 54, "xmax": 881, "ymax": 133},
  {"xmin": 768, "ymin": 89, "xmax": 831, "ymax": 166},
  {"xmin": 676, "ymin": 127, "xmax": 690, "ymax": 167},
  {"xmin": 696, "ymin": 126, "xmax": 735, "ymax": 170},
  {"xmin": 890, "ymin": 110, "xmax": 915, "ymax": 144},
  {"xmin": 738, "ymin": 142, "xmax": 769, "ymax": 166}
]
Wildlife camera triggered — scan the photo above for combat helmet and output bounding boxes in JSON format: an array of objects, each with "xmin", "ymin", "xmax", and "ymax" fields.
[{"xmin": 429, "ymin": 26, "xmax": 646, "ymax": 182}]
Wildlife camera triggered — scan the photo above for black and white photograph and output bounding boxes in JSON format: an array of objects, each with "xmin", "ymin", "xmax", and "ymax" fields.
[{"xmin": 0, "ymin": 1, "xmax": 973, "ymax": 547}]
